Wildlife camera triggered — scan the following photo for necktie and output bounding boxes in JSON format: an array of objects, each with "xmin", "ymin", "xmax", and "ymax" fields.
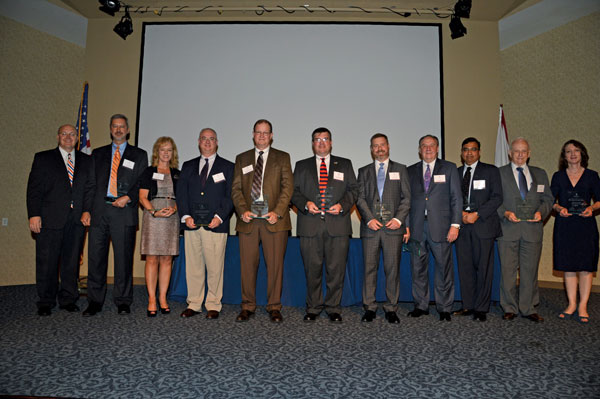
[
  {"xmin": 67, "ymin": 153, "xmax": 74, "ymax": 187},
  {"xmin": 319, "ymin": 157, "xmax": 328, "ymax": 212},
  {"xmin": 517, "ymin": 167, "xmax": 528, "ymax": 200},
  {"xmin": 462, "ymin": 166, "xmax": 472, "ymax": 206},
  {"xmin": 424, "ymin": 164, "xmax": 431, "ymax": 192},
  {"xmin": 199, "ymin": 158, "xmax": 209, "ymax": 187},
  {"xmin": 377, "ymin": 162, "xmax": 385, "ymax": 200},
  {"xmin": 109, "ymin": 146, "xmax": 121, "ymax": 197},
  {"xmin": 251, "ymin": 151, "xmax": 264, "ymax": 199}
]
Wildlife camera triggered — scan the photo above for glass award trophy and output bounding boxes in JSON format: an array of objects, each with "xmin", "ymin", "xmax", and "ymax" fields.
[
  {"xmin": 375, "ymin": 203, "xmax": 393, "ymax": 225},
  {"xmin": 515, "ymin": 197, "xmax": 536, "ymax": 220},
  {"xmin": 316, "ymin": 188, "xmax": 334, "ymax": 219},
  {"xmin": 192, "ymin": 203, "xmax": 212, "ymax": 226},
  {"xmin": 251, "ymin": 194, "xmax": 269, "ymax": 219},
  {"xmin": 566, "ymin": 191, "xmax": 588, "ymax": 215}
]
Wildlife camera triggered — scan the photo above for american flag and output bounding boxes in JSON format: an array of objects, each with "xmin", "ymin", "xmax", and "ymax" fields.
[{"xmin": 76, "ymin": 82, "xmax": 91, "ymax": 154}]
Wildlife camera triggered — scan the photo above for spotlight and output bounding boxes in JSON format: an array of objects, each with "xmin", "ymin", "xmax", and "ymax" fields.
[
  {"xmin": 113, "ymin": 7, "xmax": 133, "ymax": 40},
  {"xmin": 449, "ymin": 15, "xmax": 467, "ymax": 39},
  {"xmin": 454, "ymin": 0, "xmax": 472, "ymax": 19},
  {"xmin": 98, "ymin": 0, "xmax": 120, "ymax": 16}
]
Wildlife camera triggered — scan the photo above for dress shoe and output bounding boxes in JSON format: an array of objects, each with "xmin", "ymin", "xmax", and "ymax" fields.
[
  {"xmin": 439, "ymin": 312, "xmax": 451, "ymax": 321},
  {"xmin": 117, "ymin": 304, "xmax": 131, "ymax": 315},
  {"xmin": 303, "ymin": 313, "xmax": 318, "ymax": 322},
  {"xmin": 453, "ymin": 309, "xmax": 473, "ymax": 316},
  {"xmin": 473, "ymin": 311, "xmax": 487, "ymax": 322},
  {"xmin": 407, "ymin": 308, "xmax": 429, "ymax": 318},
  {"xmin": 59, "ymin": 303, "xmax": 80, "ymax": 312},
  {"xmin": 328, "ymin": 313, "xmax": 343, "ymax": 323},
  {"xmin": 206, "ymin": 310, "xmax": 219, "ymax": 319},
  {"xmin": 180, "ymin": 308, "xmax": 199, "ymax": 318},
  {"xmin": 502, "ymin": 312, "xmax": 516, "ymax": 321},
  {"xmin": 385, "ymin": 311, "xmax": 400, "ymax": 324},
  {"xmin": 236, "ymin": 310, "xmax": 255, "ymax": 322},
  {"xmin": 37, "ymin": 306, "xmax": 51, "ymax": 316},
  {"xmin": 82, "ymin": 303, "xmax": 102, "ymax": 317},
  {"xmin": 361, "ymin": 310, "xmax": 376, "ymax": 322},
  {"xmin": 523, "ymin": 313, "xmax": 544, "ymax": 323},
  {"xmin": 160, "ymin": 307, "xmax": 171, "ymax": 315},
  {"xmin": 269, "ymin": 310, "xmax": 283, "ymax": 323}
]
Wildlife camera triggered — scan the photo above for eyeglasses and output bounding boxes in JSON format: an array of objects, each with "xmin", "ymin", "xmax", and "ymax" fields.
[
  {"xmin": 59, "ymin": 132, "xmax": 77, "ymax": 137},
  {"xmin": 313, "ymin": 137, "xmax": 330, "ymax": 143},
  {"xmin": 253, "ymin": 131, "xmax": 271, "ymax": 136}
]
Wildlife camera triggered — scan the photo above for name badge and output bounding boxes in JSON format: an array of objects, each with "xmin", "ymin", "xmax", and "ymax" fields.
[
  {"xmin": 537, "ymin": 184, "xmax": 544, "ymax": 193},
  {"xmin": 123, "ymin": 159, "xmax": 135, "ymax": 169},
  {"xmin": 212, "ymin": 172, "xmax": 225, "ymax": 183},
  {"xmin": 473, "ymin": 180, "xmax": 486, "ymax": 190},
  {"xmin": 242, "ymin": 165, "xmax": 254, "ymax": 174},
  {"xmin": 334, "ymin": 171, "xmax": 344, "ymax": 181},
  {"xmin": 433, "ymin": 174, "xmax": 446, "ymax": 183},
  {"xmin": 152, "ymin": 173, "xmax": 164, "ymax": 181},
  {"xmin": 389, "ymin": 172, "xmax": 400, "ymax": 180}
]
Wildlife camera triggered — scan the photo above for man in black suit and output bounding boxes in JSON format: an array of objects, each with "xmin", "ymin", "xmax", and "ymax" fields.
[
  {"xmin": 27, "ymin": 124, "xmax": 95, "ymax": 316},
  {"xmin": 83, "ymin": 114, "xmax": 148, "ymax": 316},
  {"xmin": 407, "ymin": 135, "xmax": 462, "ymax": 321},
  {"xmin": 177, "ymin": 128, "xmax": 234, "ymax": 319},
  {"xmin": 453, "ymin": 137, "xmax": 503, "ymax": 322},
  {"xmin": 356, "ymin": 133, "xmax": 411, "ymax": 323},
  {"xmin": 292, "ymin": 127, "xmax": 358, "ymax": 323}
]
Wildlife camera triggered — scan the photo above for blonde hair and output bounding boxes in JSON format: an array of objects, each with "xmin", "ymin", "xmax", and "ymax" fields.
[{"xmin": 151, "ymin": 136, "xmax": 179, "ymax": 168}]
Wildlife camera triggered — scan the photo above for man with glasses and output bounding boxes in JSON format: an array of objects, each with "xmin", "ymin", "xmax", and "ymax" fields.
[
  {"xmin": 292, "ymin": 127, "xmax": 358, "ymax": 323},
  {"xmin": 231, "ymin": 119, "xmax": 293, "ymax": 323}
]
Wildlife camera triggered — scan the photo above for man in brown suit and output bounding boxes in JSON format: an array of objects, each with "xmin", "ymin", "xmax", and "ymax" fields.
[{"xmin": 231, "ymin": 119, "xmax": 294, "ymax": 323}]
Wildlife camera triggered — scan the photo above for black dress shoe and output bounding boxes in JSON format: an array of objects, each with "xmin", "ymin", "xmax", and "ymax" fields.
[
  {"xmin": 59, "ymin": 303, "xmax": 80, "ymax": 312},
  {"xmin": 206, "ymin": 310, "xmax": 219, "ymax": 319},
  {"xmin": 453, "ymin": 309, "xmax": 473, "ymax": 316},
  {"xmin": 502, "ymin": 312, "xmax": 516, "ymax": 320},
  {"xmin": 269, "ymin": 310, "xmax": 283, "ymax": 323},
  {"xmin": 37, "ymin": 306, "xmax": 52, "ymax": 316},
  {"xmin": 180, "ymin": 308, "xmax": 199, "ymax": 318},
  {"xmin": 361, "ymin": 310, "xmax": 376, "ymax": 322},
  {"xmin": 385, "ymin": 311, "xmax": 400, "ymax": 324},
  {"xmin": 407, "ymin": 308, "xmax": 429, "ymax": 318},
  {"xmin": 82, "ymin": 303, "xmax": 102, "ymax": 317},
  {"xmin": 523, "ymin": 313, "xmax": 544, "ymax": 323},
  {"xmin": 117, "ymin": 304, "xmax": 130, "ymax": 315},
  {"xmin": 236, "ymin": 310, "xmax": 255, "ymax": 322},
  {"xmin": 328, "ymin": 313, "xmax": 343, "ymax": 323},
  {"xmin": 439, "ymin": 312, "xmax": 451, "ymax": 321},
  {"xmin": 303, "ymin": 313, "xmax": 318, "ymax": 322}
]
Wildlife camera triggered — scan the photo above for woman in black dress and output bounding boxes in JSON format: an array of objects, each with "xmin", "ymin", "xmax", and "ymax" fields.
[{"xmin": 551, "ymin": 140, "xmax": 600, "ymax": 323}]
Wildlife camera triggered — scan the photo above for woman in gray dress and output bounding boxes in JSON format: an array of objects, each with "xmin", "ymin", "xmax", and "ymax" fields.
[{"xmin": 139, "ymin": 137, "xmax": 180, "ymax": 317}]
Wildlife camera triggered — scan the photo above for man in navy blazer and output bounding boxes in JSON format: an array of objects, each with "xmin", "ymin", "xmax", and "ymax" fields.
[
  {"xmin": 407, "ymin": 135, "xmax": 462, "ymax": 321},
  {"xmin": 27, "ymin": 124, "xmax": 95, "ymax": 316},
  {"xmin": 84, "ymin": 114, "xmax": 148, "ymax": 316},
  {"xmin": 453, "ymin": 137, "xmax": 503, "ymax": 322},
  {"xmin": 177, "ymin": 128, "xmax": 234, "ymax": 319}
]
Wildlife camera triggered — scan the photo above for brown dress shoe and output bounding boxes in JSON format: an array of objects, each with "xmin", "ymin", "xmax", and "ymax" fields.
[
  {"xmin": 206, "ymin": 310, "xmax": 219, "ymax": 320},
  {"xmin": 236, "ymin": 309, "xmax": 255, "ymax": 322},
  {"xmin": 269, "ymin": 310, "xmax": 283, "ymax": 323},
  {"xmin": 502, "ymin": 312, "xmax": 516, "ymax": 320},
  {"xmin": 523, "ymin": 313, "xmax": 544, "ymax": 323},
  {"xmin": 180, "ymin": 308, "xmax": 199, "ymax": 318}
]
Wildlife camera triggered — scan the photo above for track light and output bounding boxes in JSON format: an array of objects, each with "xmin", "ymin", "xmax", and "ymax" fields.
[
  {"xmin": 98, "ymin": 0, "xmax": 120, "ymax": 16},
  {"xmin": 454, "ymin": 0, "xmax": 471, "ymax": 19},
  {"xmin": 113, "ymin": 7, "xmax": 133, "ymax": 40},
  {"xmin": 449, "ymin": 15, "xmax": 466, "ymax": 39}
]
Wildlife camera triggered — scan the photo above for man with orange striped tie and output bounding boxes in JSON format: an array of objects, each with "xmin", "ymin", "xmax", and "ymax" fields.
[
  {"xmin": 83, "ymin": 114, "xmax": 148, "ymax": 316},
  {"xmin": 292, "ymin": 127, "xmax": 358, "ymax": 323}
]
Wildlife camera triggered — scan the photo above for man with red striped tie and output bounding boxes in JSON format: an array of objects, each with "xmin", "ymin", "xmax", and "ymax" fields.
[{"xmin": 292, "ymin": 127, "xmax": 358, "ymax": 323}]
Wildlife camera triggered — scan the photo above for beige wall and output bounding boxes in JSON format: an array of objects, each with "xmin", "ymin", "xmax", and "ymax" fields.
[{"xmin": 500, "ymin": 11, "xmax": 600, "ymax": 285}]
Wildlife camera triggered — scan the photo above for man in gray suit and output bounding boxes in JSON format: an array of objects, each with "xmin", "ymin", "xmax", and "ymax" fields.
[
  {"xmin": 497, "ymin": 138, "xmax": 553, "ymax": 323},
  {"xmin": 406, "ymin": 135, "xmax": 462, "ymax": 321},
  {"xmin": 356, "ymin": 133, "xmax": 411, "ymax": 323},
  {"xmin": 292, "ymin": 127, "xmax": 358, "ymax": 323}
]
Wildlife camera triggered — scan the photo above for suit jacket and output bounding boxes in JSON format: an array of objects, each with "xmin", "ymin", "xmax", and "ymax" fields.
[
  {"xmin": 26, "ymin": 147, "xmax": 95, "ymax": 229},
  {"xmin": 90, "ymin": 143, "xmax": 148, "ymax": 226},
  {"xmin": 458, "ymin": 162, "xmax": 503, "ymax": 239},
  {"xmin": 496, "ymin": 164, "xmax": 553, "ymax": 242},
  {"xmin": 356, "ymin": 160, "xmax": 411, "ymax": 237},
  {"xmin": 177, "ymin": 155, "xmax": 234, "ymax": 234},
  {"xmin": 231, "ymin": 147, "xmax": 293, "ymax": 233},
  {"xmin": 292, "ymin": 155, "xmax": 358, "ymax": 237},
  {"xmin": 407, "ymin": 158, "xmax": 462, "ymax": 243}
]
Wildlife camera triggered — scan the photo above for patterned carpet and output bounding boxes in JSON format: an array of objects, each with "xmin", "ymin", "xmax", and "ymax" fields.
[{"xmin": 0, "ymin": 284, "xmax": 598, "ymax": 398}]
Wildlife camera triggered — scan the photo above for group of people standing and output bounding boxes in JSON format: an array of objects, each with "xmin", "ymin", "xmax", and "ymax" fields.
[{"xmin": 27, "ymin": 115, "xmax": 599, "ymax": 325}]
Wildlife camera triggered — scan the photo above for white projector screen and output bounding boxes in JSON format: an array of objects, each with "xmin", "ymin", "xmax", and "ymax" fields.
[{"xmin": 136, "ymin": 23, "xmax": 444, "ymax": 170}]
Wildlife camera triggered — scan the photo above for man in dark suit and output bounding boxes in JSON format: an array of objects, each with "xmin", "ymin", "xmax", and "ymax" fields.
[
  {"xmin": 356, "ymin": 133, "xmax": 411, "ymax": 324},
  {"xmin": 292, "ymin": 127, "xmax": 358, "ymax": 323},
  {"xmin": 453, "ymin": 137, "xmax": 503, "ymax": 322},
  {"xmin": 497, "ymin": 137, "xmax": 553, "ymax": 323},
  {"xmin": 83, "ymin": 114, "xmax": 148, "ymax": 316},
  {"xmin": 177, "ymin": 128, "xmax": 234, "ymax": 319},
  {"xmin": 27, "ymin": 124, "xmax": 95, "ymax": 316},
  {"xmin": 231, "ymin": 119, "xmax": 293, "ymax": 323},
  {"xmin": 407, "ymin": 134, "xmax": 462, "ymax": 321}
]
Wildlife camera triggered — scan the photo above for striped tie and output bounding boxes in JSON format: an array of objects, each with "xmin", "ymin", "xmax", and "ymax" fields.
[
  {"xmin": 67, "ymin": 153, "xmax": 74, "ymax": 187},
  {"xmin": 109, "ymin": 147, "xmax": 121, "ymax": 197},
  {"xmin": 319, "ymin": 157, "xmax": 328, "ymax": 212},
  {"xmin": 251, "ymin": 151, "xmax": 264, "ymax": 200}
]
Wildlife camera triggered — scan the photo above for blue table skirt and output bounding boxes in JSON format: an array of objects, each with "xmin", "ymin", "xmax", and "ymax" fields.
[{"xmin": 169, "ymin": 236, "xmax": 501, "ymax": 307}]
